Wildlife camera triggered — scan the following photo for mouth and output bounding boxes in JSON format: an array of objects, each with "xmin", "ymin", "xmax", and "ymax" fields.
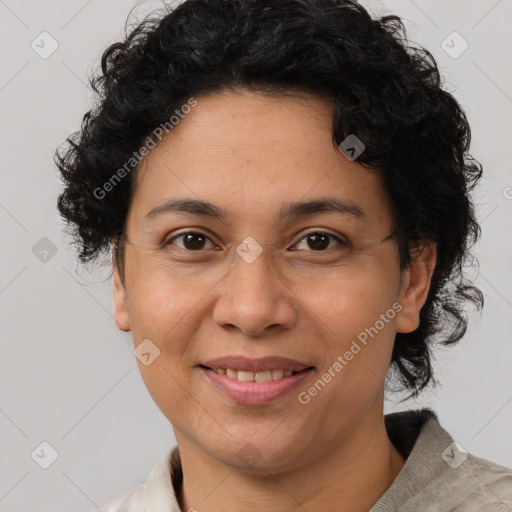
[
  {"xmin": 198, "ymin": 359, "xmax": 315, "ymax": 406},
  {"xmin": 199, "ymin": 365, "xmax": 311, "ymax": 382}
]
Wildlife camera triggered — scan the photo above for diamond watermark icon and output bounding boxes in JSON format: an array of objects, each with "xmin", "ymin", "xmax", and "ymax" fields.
[
  {"xmin": 441, "ymin": 31, "xmax": 469, "ymax": 59},
  {"xmin": 237, "ymin": 442, "xmax": 262, "ymax": 467},
  {"xmin": 441, "ymin": 441, "xmax": 468, "ymax": 469},
  {"xmin": 31, "ymin": 441, "xmax": 59, "ymax": 469},
  {"xmin": 338, "ymin": 134, "xmax": 365, "ymax": 161},
  {"xmin": 134, "ymin": 338, "xmax": 161, "ymax": 366},
  {"xmin": 236, "ymin": 236, "xmax": 263, "ymax": 264},
  {"xmin": 32, "ymin": 237, "xmax": 58, "ymax": 263},
  {"xmin": 31, "ymin": 31, "xmax": 59, "ymax": 59}
]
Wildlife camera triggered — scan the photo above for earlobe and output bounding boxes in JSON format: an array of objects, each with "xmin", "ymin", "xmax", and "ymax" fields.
[
  {"xmin": 112, "ymin": 268, "xmax": 131, "ymax": 332},
  {"xmin": 395, "ymin": 243, "xmax": 437, "ymax": 334}
]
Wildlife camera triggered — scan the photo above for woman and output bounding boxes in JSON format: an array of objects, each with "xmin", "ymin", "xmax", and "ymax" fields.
[{"xmin": 55, "ymin": 0, "xmax": 512, "ymax": 510}]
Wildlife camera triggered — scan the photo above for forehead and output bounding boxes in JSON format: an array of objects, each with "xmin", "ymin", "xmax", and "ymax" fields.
[{"xmin": 128, "ymin": 89, "xmax": 393, "ymax": 230}]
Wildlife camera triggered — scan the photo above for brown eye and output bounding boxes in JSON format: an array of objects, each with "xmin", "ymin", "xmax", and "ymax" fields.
[
  {"xmin": 294, "ymin": 232, "xmax": 347, "ymax": 251},
  {"xmin": 164, "ymin": 232, "xmax": 215, "ymax": 251}
]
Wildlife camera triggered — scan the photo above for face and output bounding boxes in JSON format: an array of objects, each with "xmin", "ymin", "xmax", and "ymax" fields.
[{"xmin": 113, "ymin": 88, "xmax": 434, "ymax": 473}]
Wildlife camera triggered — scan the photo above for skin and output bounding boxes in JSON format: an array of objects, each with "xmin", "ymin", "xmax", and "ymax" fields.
[{"xmin": 112, "ymin": 88, "xmax": 436, "ymax": 511}]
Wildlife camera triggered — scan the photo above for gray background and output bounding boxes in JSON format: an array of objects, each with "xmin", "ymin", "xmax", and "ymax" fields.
[{"xmin": 0, "ymin": 0, "xmax": 510, "ymax": 510}]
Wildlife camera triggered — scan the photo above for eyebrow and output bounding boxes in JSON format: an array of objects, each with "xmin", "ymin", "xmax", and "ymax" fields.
[{"xmin": 145, "ymin": 197, "xmax": 365, "ymax": 223}]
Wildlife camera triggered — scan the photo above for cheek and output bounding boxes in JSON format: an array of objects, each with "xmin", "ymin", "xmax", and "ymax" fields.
[
  {"xmin": 126, "ymin": 279, "xmax": 203, "ymax": 341},
  {"xmin": 301, "ymin": 262, "xmax": 400, "ymax": 400},
  {"xmin": 125, "ymin": 279, "xmax": 210, "ymax": 409},
  {"xmin": 136, "ymin": 355, "xmax": 197, "ymax": 434},
  {"xmin": 301, "ymin": 279, "xmax": 398, "ymax": 422},
  {"xmin": 306, "ymin": 266, "xmax": 400, "ymax": 338},
  {"xmin": 126, "ymin": 281, "xmax": 204, "ymax": 422}
]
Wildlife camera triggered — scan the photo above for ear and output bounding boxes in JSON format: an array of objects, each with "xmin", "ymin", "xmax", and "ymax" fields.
[
  {"xmin": 395, "ymin": 242, "xmax": 437, "ymax": 333},
  {"xmin": 113, "ymin": 267, "xmax": 131, "ymax": 332}
]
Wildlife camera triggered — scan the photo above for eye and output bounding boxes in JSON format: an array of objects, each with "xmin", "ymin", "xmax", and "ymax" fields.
[
  {"xmin": 163, "ymin": 231, "xmax": 217, "ymax": 251},
  {"xmin": 292, "ymin": 231, "xmax": 348, "ymax": 251},
  {"xmin": 161, "ymin": 230, "xmax": 348, "ymax": 252}
]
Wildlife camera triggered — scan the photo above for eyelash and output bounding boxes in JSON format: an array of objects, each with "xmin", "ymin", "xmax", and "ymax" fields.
[{"xmin": 162, "ymin": 230, "xmax": 349, "ymax": 252}]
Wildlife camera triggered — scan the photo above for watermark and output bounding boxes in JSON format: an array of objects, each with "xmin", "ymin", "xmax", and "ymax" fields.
[
  {"xmin": 31, "ymin": 31, "xmax": 59, "ymax": 59},
  {"xmin": 236, "ymin": 236, "xmax": 264, "ymax": 263},
  {"xmin": 31, "ymin": 441, "xmax": 59, "ymax": 469},
  {"xmin": 338, "ymin": 134, "xmax": 365, "ymax": 161},
  {"xmin": 441, "ymin": 441, "xmax": 468, "ymax": 469},
  {"xmin": 32, "ymin": 236, "xmax": 58, "ymax": 263},
  {"xmin": 298, "ymin": 301, "xmax": 402, "ymax": 404},
  {"xmin": 134, "ymin": 338, "xmax": 161, "ymax": 366},
  {"xmin": 441, "ymin": 31, "xmax": 469, "ymax": 60},
  {"xmin": 93, "ymin": 97, "xmax": 197, "ymax": 200},
  {"xmin": 503, "ymin": 186, "xmax": 512, "ymax": 200},
  {"xmin": 237, "ymin": 442, "xmax": 263, "ymax": 467}
]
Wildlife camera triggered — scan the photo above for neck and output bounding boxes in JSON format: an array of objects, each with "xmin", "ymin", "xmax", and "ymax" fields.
[{"xmin": 174, "ymin": 407, "xmax": 406, "ymax": 512}]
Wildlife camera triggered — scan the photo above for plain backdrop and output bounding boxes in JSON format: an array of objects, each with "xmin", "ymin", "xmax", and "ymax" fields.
[{"xmin": 0, "ymin": 0, "xmax": 511, "ymax": 510}]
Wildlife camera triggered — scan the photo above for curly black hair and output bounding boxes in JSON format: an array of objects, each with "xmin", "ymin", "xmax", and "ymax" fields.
[{"xmin": 55, "ymin": 0, "xmax": 484, "ymax": 396}]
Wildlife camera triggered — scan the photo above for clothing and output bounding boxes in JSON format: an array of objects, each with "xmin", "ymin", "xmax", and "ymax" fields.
[{"xmin": 101, "ymin": 409, "xmax": 512, "ymax": 511}]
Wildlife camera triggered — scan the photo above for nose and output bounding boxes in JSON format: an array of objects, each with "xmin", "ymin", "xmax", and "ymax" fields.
[{"xmin": 211, "ymin": 243, "xmax": 297, "ymax": 337}]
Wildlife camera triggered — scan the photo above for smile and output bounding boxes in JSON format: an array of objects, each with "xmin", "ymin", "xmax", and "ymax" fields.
[
  {"xmin": 199, "ymin": 365, "xmax": 314, "ymax": 405},
  {"xmin": 207, "ymin": 367, "xmax": 298, "ymax": 381}
]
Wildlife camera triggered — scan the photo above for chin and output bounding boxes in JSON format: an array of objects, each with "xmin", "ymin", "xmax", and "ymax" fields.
[{"xmin": 205, "ymin": 434, "xmax": 307, "ymax": 474}]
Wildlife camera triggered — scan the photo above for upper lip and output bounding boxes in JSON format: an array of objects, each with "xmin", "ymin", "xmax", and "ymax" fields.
[{"xmin": 200, "ymin": 356, "xmax": 313, "ymax": 373}]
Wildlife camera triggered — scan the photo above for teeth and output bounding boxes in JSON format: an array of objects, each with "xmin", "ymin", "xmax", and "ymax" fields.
[
  {"xmin": 226, "ymin": 369, "xmax": 238, "ymax": 379},
  {"xmin": 255, "ymin": 371, "xmax": 272, "ymax": 382},
  {"xmin": 212, "ymin": 368, "xmax": 299, "ymax": 381},
  {"xmin": 271, "ymin": 369, "xmax": 284, "ymax": 380},
  {"xmin": 237, "ymin": 371, "xmax": 254, "ymax": 382}
]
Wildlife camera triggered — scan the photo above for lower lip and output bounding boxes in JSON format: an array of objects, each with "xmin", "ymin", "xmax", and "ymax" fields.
[{"xmin": 200, "ymin": 367, "xmax": 314, "ymax": 405}]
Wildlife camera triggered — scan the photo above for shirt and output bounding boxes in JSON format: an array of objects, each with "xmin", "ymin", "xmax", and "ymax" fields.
[{"xmin": 101, "ymin": 408, "xmax": 512, "ymax": 511}]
